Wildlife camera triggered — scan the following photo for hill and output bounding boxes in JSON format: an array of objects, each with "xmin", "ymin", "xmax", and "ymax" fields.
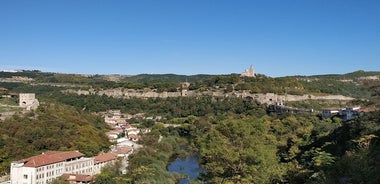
[
  {"xmin": 0, "ymin": 103, "xmax": 111, "ymax": 174},
  {"xmin": 1, "ymin": 70, "xmax": 379, "ymax": 109}
]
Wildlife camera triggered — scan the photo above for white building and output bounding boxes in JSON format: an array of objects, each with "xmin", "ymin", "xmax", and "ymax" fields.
[
  {"xmin": 10, "ymin": 151, "xmax": 93, "ymax": 184},
  {"xmin": 92, "ymin": 153, "xmax": 117, "ymax": 175}
]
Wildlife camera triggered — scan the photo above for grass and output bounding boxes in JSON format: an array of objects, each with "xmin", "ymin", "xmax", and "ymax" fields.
[
  {"xmin": 0, "ymin": 97, "xmax": 22, "ymax": 113},
  {"xmin": 0, "ymin": 97, "xmax": 18, "ymax": 106}
]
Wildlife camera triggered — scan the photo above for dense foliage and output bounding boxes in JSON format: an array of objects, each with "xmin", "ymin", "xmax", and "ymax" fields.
[
  {"xmin": 197, "ymin": 117, "xmax": 286, "ymax": 183},
  {"xmin": 57, "ymin": 94, "xmax": 267, "ymax": 118},
  {"xmin": 191, "ymin": 111, "xmax": 380, "ymax": 183},
  {"xmin": 0, "ymin": 103, "xmax": 111, "ymax": 175}
]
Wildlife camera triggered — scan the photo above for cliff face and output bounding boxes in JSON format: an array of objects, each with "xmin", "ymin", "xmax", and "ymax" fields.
[{"xmin": 62, "ymin": 88, "xmax": 354, "ymax": 104}]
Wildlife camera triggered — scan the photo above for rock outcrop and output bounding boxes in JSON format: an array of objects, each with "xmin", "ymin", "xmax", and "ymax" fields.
[{"xmin": 62, "ymin": 88, "xmax": 354, "ymax": 104}]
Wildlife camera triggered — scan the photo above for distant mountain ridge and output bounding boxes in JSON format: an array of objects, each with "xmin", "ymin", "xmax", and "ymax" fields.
[{"xmin": 1, "ymin": 70, "xmax": 379, "ymax": 103}]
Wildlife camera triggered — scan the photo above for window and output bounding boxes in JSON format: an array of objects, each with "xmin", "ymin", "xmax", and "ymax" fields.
[{"xmin": 23, "ymin": 174, "xmax": 28, "ymax": 179}]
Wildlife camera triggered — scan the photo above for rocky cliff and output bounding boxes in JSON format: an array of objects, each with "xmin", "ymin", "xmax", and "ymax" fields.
[{"xmin": 62, "ymin": 88, "xmax": 354, "ymax": 104}]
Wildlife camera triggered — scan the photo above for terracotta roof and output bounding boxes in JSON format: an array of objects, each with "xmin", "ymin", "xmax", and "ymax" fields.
[
  {"xmin": 19, "ymin": 151, "xmax": 84, "ymax": 167},
  {"xmin": 93, "ymin": 152, "xmax": 117, "ymax": 164},
  {"xmin": 129, "ymin": 134, "xmax": 140, "ymax": 139},
  {"xmin": 114, "ymin": 146, "xmax": 133, "ymax": 155},
  {"xmin": 62, "ymin": 173, "xmax": 93, "ymax": 182}
]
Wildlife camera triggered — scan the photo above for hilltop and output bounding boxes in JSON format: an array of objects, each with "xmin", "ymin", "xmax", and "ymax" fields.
[{"xmin": 1, "ymin": 70, "xmax": 379, "ymax": 109}]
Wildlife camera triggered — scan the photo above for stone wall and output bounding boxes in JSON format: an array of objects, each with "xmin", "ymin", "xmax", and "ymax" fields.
[{"xmin": 62, "ymin": 88, "xmax": 354, "ymax": 104}]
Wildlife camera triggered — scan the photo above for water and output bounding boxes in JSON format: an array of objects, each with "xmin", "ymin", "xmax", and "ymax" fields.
[{"xmin": 167, "ymin": 155, "xmax": 202, "ymax": 184}]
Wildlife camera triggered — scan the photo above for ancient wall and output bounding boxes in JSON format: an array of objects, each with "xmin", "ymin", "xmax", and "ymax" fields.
[{"xmin": 62, "ymin": 88, "xmax": 354, "ymax": 105}]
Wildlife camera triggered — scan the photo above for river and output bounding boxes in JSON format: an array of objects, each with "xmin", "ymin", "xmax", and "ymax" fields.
[{"xmin": 167, "ymin": 155, "xmax": 202, "ymax": 184}]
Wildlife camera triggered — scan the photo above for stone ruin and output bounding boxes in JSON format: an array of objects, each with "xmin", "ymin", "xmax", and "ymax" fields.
[{"xmin": 19, "ymin": 93, "xmax": 39, "ymax": 110}]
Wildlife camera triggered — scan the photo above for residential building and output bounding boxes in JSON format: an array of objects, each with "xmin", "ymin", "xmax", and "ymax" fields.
[
  {"xmin": 93, "ymin": 153, "xmax": 117, "ymax": 175},
  {"xmin": 114, "ymin": 146, "xmax": 133, "ymax": 158},
  {"xmin": 61, "ymin": 174, "xmax": 93, "ymax": 184},
  {"xmin": 10, "ymin": 151, "xmax": 93, "ymax": 184}
]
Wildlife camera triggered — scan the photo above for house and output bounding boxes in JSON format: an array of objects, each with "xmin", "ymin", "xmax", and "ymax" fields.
[
  {"xmin": 113, "ymin": 146, "xmax": 133, "ymax": 158},
  {"xmin": 61, "ymin": 173, "xmax": 93, "ymax": 184},
  {"xmin": 93, "ymin": 153, "xmax": 117, "ymax": 175},
  {"xmin": 128, "ymin": 134, "xmax": 140, "ymax": 142},
  {"xmin": 126, "ymin": 128, "xmax": 140, "ymax": 136},
  {"xmin": 10, "ymin": 150, "xmax": 93, "ymax": 184}
]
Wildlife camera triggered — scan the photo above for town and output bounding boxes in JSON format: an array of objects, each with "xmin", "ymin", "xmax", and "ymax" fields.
[{"xmin": 2, "ymin": 93, "xmax": 153, "ymax": 184}]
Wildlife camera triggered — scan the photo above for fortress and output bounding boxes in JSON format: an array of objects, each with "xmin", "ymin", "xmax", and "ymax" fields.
[
  {"xmin": 19, "ymin": 93, "xmax": 39, "ymax": 110},
  {"xmin": 241, "ymin": 65, "xmax": 255, "ymax": 77}
]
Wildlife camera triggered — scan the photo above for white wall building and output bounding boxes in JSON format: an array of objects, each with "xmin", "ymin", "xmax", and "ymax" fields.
[
  {"xmin": 10, "ymin": 151, "xmax": 93, "ymax": 184},
  {"xmin": 92, "ymin": 153, "xmax": 117, "ymax": 175}
]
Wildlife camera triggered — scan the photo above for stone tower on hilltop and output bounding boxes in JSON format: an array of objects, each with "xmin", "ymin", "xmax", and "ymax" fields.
[
  {"xmin": 19, "ymin": 93, "xmax": 39, "ymax": 110},
  {"xmin": 241, "ymin": 65, "xmax": 255, "ymax": 77}
]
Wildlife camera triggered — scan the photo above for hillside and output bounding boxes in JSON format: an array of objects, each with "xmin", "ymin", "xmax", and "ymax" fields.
[
  {"xmin": 0, "ymin": 103, "xmax": 111, "ymax": 175},
  {"xmin": 1, "ymin": 70, "xmax": 380, "ymax": 110}
]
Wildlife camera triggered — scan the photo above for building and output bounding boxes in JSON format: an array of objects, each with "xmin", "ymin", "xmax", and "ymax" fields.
[
  {"xmin": 19, "ymin": 93, "xmax": 39, "ymax": 110},
  {"xmin": 322, "ymin": 108, "xmax": 340, "ymax": 119},
  {"xmin": 10, "ymin": 151, "xmax": 93, "ymax": 184},
  {"xmin": 61, "ymin": 174, "xmax": 93, "ymax": 184},
  {"xmin": 241, "ymin": 65, "xmax": 255, "ymax": 77},
  {"xmin": 322, "ymin": 106, "xmax": 362, "ymax": 121},
  {"xmin": 114, "ymin": 146, "xmax": 133, "ymax": 158},
  {"xmin": 339, "ymin": 107, "xmax": 361, "ymax": 121},
  {"xmin": 92, "ymin": 153, "xmax": 117, "ymax": 175}
]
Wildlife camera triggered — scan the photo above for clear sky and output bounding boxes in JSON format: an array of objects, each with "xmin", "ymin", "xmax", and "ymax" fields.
[{"xmin": 0, "ymin": 0, "xmax": 379, "ymax": 77}]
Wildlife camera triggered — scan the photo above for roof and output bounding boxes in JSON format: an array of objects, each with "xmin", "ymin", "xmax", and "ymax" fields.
[
  {"xmin": 62, "ymin": 173, "xmax": 93, "ymax": 182},
  {"xmin": 129, "ymin": 134, "xmax": 140, "ymax": 139},
  {"xmin": 19, "ymin": 150, "xmax": 84, "ymax": 167},
  {"xmin": 114, "ymin": 146, "xmax": 133, "ymax": 155},
  {"xmin": 93, "ymin": 152, "xmax": 117, "ymax": 164}
]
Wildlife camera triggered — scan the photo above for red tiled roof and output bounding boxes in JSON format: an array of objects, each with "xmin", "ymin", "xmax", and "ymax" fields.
[
  {"xmin": 93, "ymin": 152, "xmax": 117, "ymax": 164},
  {"xmin": 114, "ymin": 146, "xmax": 133, "ymax": 155},
  {"xmin": 62, "ymin": 173, "xmax": 93, "ymax": 182},
  {"xmin": 19, "ymin": 151, "xmax": 84, "ymax": 167},
  {"xmin": 129, "ymin": 134, "xmax": 140, "ymax": 139}
]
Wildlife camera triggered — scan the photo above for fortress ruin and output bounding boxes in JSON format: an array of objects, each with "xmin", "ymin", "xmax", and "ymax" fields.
[
  {"xmin": 19, "ymin": 93, "xmax": 39, "ymax": 110},
  {"xmin": 241, "ymin": 65, "xmax": 255, "ymax": 77}
]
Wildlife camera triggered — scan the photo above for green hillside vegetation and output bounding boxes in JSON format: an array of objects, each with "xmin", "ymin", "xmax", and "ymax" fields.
[
  {"xmin": 0, "ymin": 103, "xmax": 111, "ymax": 175},
  {"xmin": 1, "ymin": 70, "xmax": 379, "ymax": 100},
  {"xmin": 57, "ymin": 94, "xmax": 267, "ymax": 118}
]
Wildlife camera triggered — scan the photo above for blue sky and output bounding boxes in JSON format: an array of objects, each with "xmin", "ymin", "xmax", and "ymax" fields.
[{"xmin": 0, "ymin": 0, "xmax": 379, "ymax": 77}]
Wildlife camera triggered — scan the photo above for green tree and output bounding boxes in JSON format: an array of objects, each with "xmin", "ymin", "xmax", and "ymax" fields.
[{"xmin": 198, "ymin": 117, "xmax": 286, "ymax": 183}]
